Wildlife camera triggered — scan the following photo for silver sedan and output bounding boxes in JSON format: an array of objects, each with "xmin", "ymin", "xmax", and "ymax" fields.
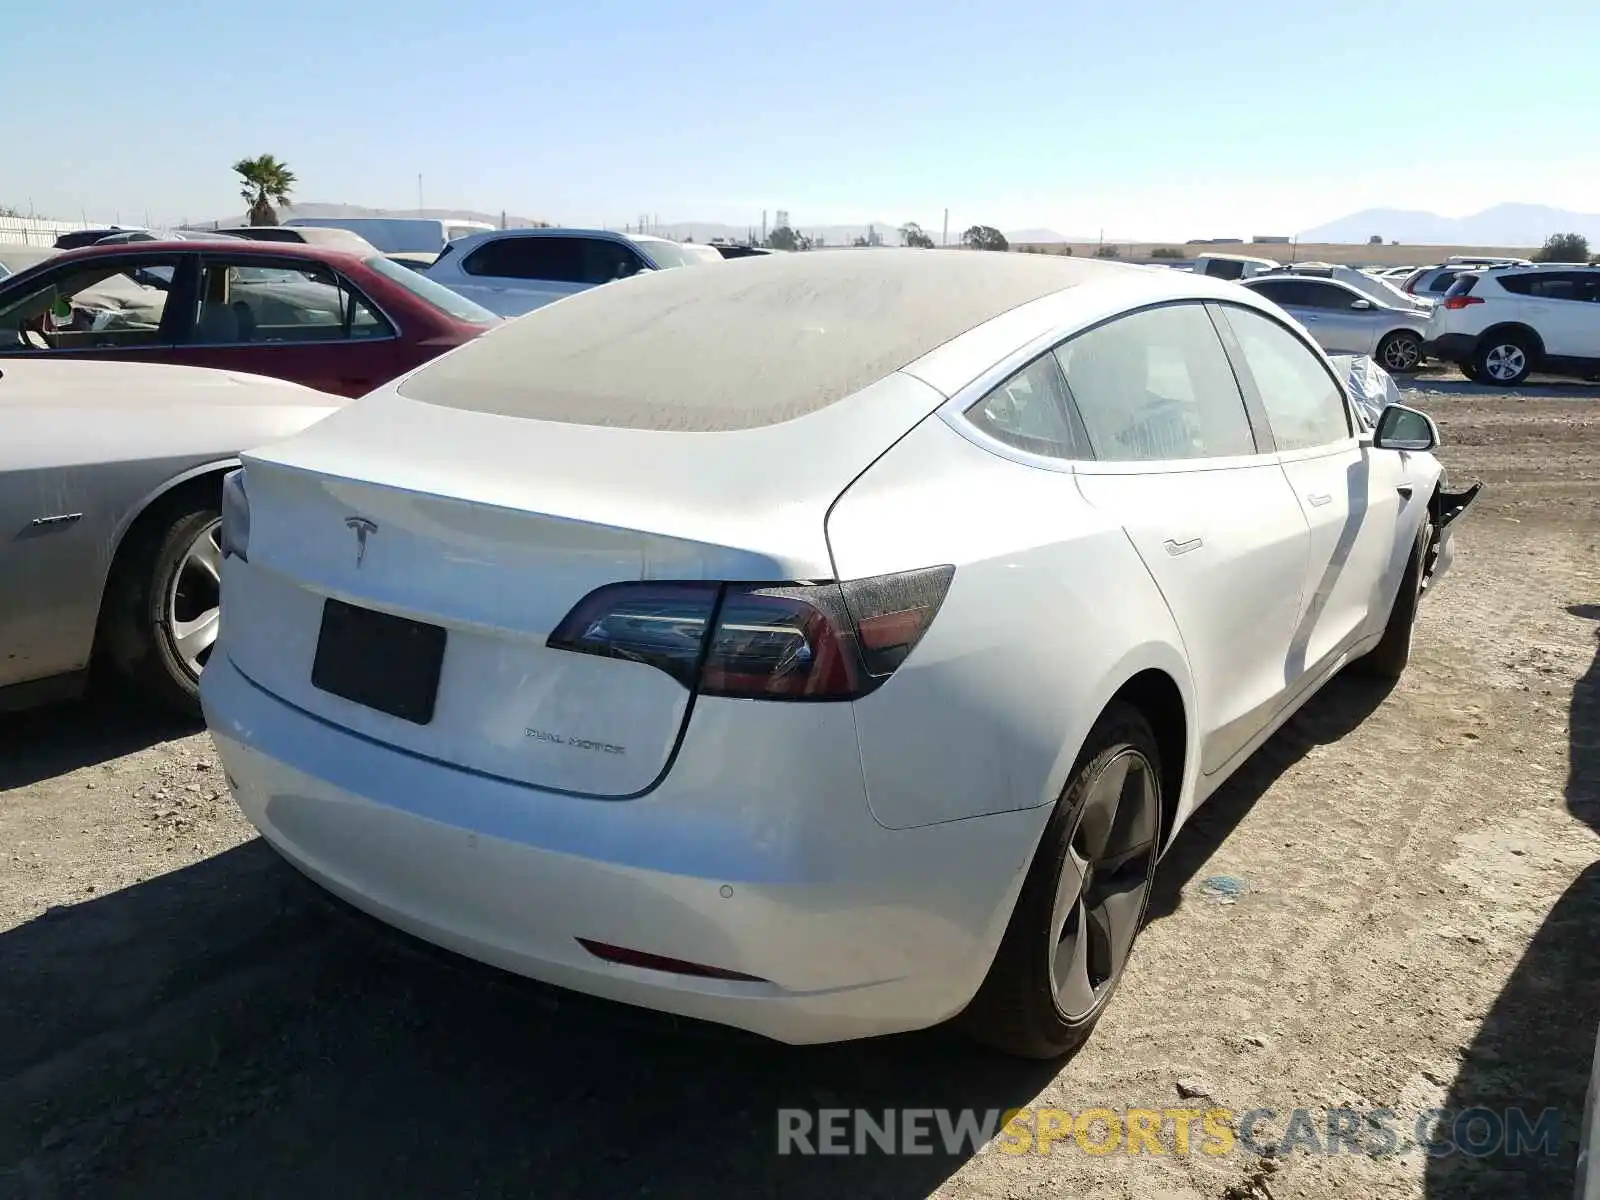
[
  {"xmin": 0, "ymin": 358, "xmax": 342, "ymax": 714},
  {"xmin": 1241, "ymin": 275, "xmax": 1431, "ymax": 373}
]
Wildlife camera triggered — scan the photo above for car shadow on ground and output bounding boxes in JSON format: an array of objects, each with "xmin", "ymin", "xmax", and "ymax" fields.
[
  {"xmin": 1146, "ymin": 671, "xmax": 1395, "ymax": 922},
  {"xmin": 0, "ymin": 684, "xmax": 200, "ymax": 791},
  {"xmin": 1406, "ymin": 375, "xmax": 1600, "ymax": 401},
  {"xmin": 1422, "ymin": 603, "xmax": 1600, "ymax": 1199},
  {"xmin": 0, "ymin": 844, "xmax": 1059, "ymax": 1199}
]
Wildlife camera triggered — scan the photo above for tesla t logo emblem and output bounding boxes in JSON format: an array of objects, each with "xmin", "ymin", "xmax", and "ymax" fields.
[{"xmin": 344, "ymin": 516, "xmax": 378, "ymax": 567}]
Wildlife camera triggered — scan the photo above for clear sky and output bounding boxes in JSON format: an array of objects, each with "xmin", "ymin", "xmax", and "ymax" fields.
[{"xmin": 3, "ymin": 0, "xmax": 1595, "ymax": 239}]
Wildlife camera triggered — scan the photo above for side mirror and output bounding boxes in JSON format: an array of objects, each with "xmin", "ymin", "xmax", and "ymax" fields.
[
  {"xmin": 1373, "ymin": 403, "xmax": 1438, "ymax": 452},
  {"xmin": 1351, "ymin": 298, "xmax": 1373, "ymax": 310}
]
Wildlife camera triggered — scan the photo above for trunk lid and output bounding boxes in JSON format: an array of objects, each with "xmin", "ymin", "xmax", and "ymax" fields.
[{"xmin": 227, "ymin": 376, "xmax": 941, "ymax": 795}]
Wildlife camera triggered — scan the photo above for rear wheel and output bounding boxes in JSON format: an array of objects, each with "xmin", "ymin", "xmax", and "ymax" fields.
[
  {"xmin": 1377, "ymin": 330, "xmax": 1423, "ymax": 374},
  {"xmin": 1476, "ymin": 335, "xmax": 1533, "ymax": 386},
  {"xmin": 1459, "ymin": 360, "xmax": 1484, "ymax": 382},
  {"xmin": 964, "ymin": 703, "xmax": 1162, "ymax": 1059},
  {"xmin": 101, "ymin": 495, "xmax": 223, "ymax": 716}
]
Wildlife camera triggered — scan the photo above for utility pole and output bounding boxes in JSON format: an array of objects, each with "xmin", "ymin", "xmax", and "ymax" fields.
[
  {"xmin": 942, "ymin": 208, "xmax": 949, "ymax": 247},
  {"xmin": 762, "ymin": 210, "xmax": 768, "ymax": 243},
  {"xmin": 418, "ymin": 174, "xmax": 424, "ymax": 214}
]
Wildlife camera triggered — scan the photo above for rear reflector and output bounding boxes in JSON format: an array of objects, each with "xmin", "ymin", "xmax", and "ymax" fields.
[
  {"xmin": 576, "ymin": 938, "xmax": 768, "ymax": 982},
  {"xmin": 548, "ymin": 566, "xmax": 955, "ymax": 701},
  {"xmin": 1442, "ymin": 295, "xmax": 1484, "ymax": 310}
]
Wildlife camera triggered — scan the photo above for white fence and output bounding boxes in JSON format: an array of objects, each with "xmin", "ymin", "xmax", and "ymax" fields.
[{"xmin": 0, "ymin": 216, "xmax": 102, "ymax": 247}]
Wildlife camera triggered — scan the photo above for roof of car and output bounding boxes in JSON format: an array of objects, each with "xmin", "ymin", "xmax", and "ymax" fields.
[
  {"xmin": 46, "ymin": 239, "xmax": 374, "ymax": 268},
  {"xmin": 398, "ymin": 248, "xmax": 1148, "ymax": 431}
]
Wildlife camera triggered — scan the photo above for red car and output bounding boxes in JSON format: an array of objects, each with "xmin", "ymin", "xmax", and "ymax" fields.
[{"xmin": 0, "ymin": 239, "xmax": 500, "ymax": 396}]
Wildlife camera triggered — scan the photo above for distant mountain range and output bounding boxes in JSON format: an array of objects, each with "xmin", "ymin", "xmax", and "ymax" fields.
[{"xmin": 1298, "ymin": 203, "xmax": 1600, "ymax": 246}]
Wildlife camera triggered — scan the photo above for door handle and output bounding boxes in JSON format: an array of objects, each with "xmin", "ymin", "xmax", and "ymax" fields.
[
  {"xmin": 1163, "ymin": 536, "xmax": 1203, "ymax": 556},
  {"xmin": 1307, "ymin": 492, "xmax": 1332, "ymax": 507}
]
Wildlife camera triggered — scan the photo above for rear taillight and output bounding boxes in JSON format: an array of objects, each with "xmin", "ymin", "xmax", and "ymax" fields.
[
  {"xmin": 1442, "ymin": 295, "xmax": 1484, "ymax": 310},
  {"xmin": 547, "ymin": 566, "xmax": 954, "ymax": 701}
]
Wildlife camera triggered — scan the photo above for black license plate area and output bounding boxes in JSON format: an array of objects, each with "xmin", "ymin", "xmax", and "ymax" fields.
[{"xmin": 311, "ymin": 599, "xmax": 446, "ymax": 725}]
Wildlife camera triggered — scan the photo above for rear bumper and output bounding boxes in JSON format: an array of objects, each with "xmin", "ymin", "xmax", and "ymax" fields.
[
  {"xmin": 1421, "ymin": 333, "xmax": 1476, "ymax": 362},
  {"xmin": 201, "ymin": 655, "xmax": 1050, "ymax": 1045}
]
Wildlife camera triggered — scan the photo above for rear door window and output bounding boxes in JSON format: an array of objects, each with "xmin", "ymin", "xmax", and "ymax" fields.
[
  {"xmin": 1054, "ymin": 302, "xmax": 1259, "ymax": 461},
  {"xmin": 1498, "ymin": 271, "xmax": 1587, "ymax": 301},
  {"xmin": 1300, "ymin": 281, "xmax": 1362, "ymax": 310},
  {"xmin": 189, "ymin": 258, "xmax": 394, "ymax": 344}
]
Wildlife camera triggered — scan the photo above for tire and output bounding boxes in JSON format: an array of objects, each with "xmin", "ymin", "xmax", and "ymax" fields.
[
  {"xmin": 100, "ymin": 492, "xmax": 224, "ymax": 716},
  {"xmin": 1475, "ymin": 334, "xmax": 1534, "ymax": 386},
  {"xmin": 963, "ymin": 702, "xmax": 1163, "ymax": 1059},
  {"xmin": 1459, "ymin": 360, "xmax": 1484, "ymax": 383},
  {"xmin": 1377, "ymin": 330, "xmax": 1423, "ymax": 374},
  {"xmin": 1355, "ymin": 521, "xmax": 1432, "ymax": 681}
]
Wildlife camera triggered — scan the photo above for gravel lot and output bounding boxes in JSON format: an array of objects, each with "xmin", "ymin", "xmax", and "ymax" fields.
[{"xmin": 2, "ymin": 371, "xmax": 1596, "ymax": 1200}]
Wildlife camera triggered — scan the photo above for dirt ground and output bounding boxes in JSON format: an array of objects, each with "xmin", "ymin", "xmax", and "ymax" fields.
[{"xmin": 1, "ymin": 371, "xmax": 1596, "ymax": 1200}]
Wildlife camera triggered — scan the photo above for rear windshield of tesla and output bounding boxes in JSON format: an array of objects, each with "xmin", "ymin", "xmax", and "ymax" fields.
[
  {"xmin": 397, "ymin": 251, "xmax": 1121, "ymax": 431},
  {"xmin": 363, "ymin": 255, "xmax": 499, "ymax": 325}
]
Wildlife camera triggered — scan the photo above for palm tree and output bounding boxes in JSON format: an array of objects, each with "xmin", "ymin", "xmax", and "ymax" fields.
[{"xmin": 233, "ymin": 155, "xmax": 296, "ymax": 226}]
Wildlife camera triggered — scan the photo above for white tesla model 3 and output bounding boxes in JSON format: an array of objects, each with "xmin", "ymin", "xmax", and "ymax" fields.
[{"xmin": 201, "ymin": 249, "xmax": 1476, "ymax": 1058}]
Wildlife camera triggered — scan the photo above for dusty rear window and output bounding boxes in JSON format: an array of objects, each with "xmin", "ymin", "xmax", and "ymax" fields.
[{"xmin": 398, "ymin": 250, "xmax": 1123, "ymax": 432}]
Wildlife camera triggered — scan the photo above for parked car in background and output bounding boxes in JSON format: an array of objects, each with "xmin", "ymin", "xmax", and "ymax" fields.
[
  {"xmin": 0, "ymin": 358, "xmax": 343, "ymax": 714},
  {"xmin": 680, "ymin": 243, "xmax": 725, "ymax": 264},
  {"xmin": 385, "ymin": 252, "xmax": 438, "ymax": 273},
  {"xmin": 1267, "ymin": 262, "xmax": 1433, "ymax": 312},
  {"xmin": 54, "ymin": 227, "xmax": 141, "ymax": 250},
  {"xmin": 713, "ymin": 244, "xmax": 774, "ymax": 259},
  {"xmin": 0, "ymin": 247, "xmax": 58, "ymax": 280},
  {"xmin": 285, "ymin": 217, "xmax": 494, "ymax": 254},
  {"xmin": 94, "ymin": 229, "xmax": 246, "ymax": 245},
  {"xmin": 203, "ymin": 249, "xmax": 1475, "ymax": 1060},
  {"xmin": 0, "ymin": 240, "xmax": 499, "ymax": 396},
  {"xmin": 1242, "ymin": 274, "xmax": 1430, "ymax": 372},
  {"xmin": 424, "ymin": 228, "xmax": 711, "ymax": 317},
  {"xmin": 212, "ymin": 226, "xmax": 380, "ymax": 256},
  {"xmin": 1402, "ymin": 264, "xmax": 1491, "ymax": 301},
  {"xmin": 1191, "ymin": 252, "xmax": 1279, "ymax": 281},
  {"xmin": 1423, "ymin": 264, "xmax": 1600, "ymax": 385}
]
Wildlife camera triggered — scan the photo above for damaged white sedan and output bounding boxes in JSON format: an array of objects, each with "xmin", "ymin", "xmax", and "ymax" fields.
[{"xmin": 202, "ymin": 249, "xmax": 1478, "ymax": 1057}]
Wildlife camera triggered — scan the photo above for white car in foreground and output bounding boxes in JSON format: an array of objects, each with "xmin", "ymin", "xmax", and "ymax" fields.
[{"xmin": 202, "ymin": 250, "xmax": 1477, "ymax": 1057}]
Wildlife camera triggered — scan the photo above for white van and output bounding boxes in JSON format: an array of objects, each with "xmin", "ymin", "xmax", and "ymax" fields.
[{"xmin": 282, "ymin": 217, "xmax": 495, "ymax": 255}]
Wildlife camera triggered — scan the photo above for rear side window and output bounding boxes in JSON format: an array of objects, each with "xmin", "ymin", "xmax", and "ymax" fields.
[
  {"xmin": 1054, "ymin": 303, "xmax": 1257, "ymax": 462},
  {"xmin": 964, "ymin": 352, "xmax": 1090, "ymax": 459},
  {"xmin": 1423, "ymin": 269, "xmax": 1459, "ymax": 293},
  {"xmin": 1497, "ymin": 271, "xmax": 1586, "ymax": 300},
  {"xmin": 1219, "ymin": 305, "xmax": 1351, "ymax": 451},
  {"xmin": 1443, "ymin": 276, "xmax": 1477, "ymax": 297}
]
